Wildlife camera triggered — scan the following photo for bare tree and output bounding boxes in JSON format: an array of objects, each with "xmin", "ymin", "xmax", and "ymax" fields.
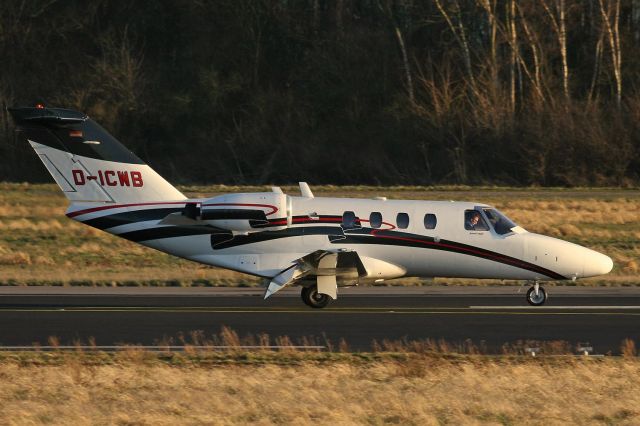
[
  {"xmin": 633, "ymin": 0, "xmax": 640, "ymax": 42},
  {"xmin": 597, "ymin": 0, "xmax": 622, "ymax": 108},
  {"xmin": 94, "ymin": 27, "xmax": 144, "ymax": 108},
  {"xmin": 478, "ymin": 1, "xmax": 544, "ymax": 108},
  {"xmin": 477, "ymin": 0, "xmax": 498, "ymax": 91},
  {"xmin": 518, "ymin": 4, "xmax": 546, "ymax": 105},
  {"xmin": 378, "ymin": 0, "xmax": 415, "ymax": 103},
  {"xmin": 434, "ymin": 0, "xmax": 477, "ymax": 93},
  {"xmin": 540, "ymin": 0, "xmax": 570, "ymax": 102},
  {"xmin": 588, "ymin": 28, "xmax": 605, "ymax": 106},
  {"xmin": 414, "ymin": 62, "xmax": 468, "ymax": 183},
  {"xmin": 507, "ymin": 0, "xmax": 518, "ymax": 111},
  {"xmin": 88, "ymin": 26, "xmax": 145, "ymax": 130},
  {"xmin": 0, "ymin": 80, "xmax": 15, "ymax": 163}
]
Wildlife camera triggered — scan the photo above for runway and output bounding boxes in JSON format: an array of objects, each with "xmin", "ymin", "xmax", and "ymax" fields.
[{"xmin": 1, "ymin": 286, "xmax": 639, "ymax": 354}]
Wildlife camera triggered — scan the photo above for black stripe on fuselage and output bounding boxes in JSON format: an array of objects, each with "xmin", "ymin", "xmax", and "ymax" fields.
[
  {"xmin": 336, "ymin": 231, "xmax": 566, "ymax": 280},
  {"xmin": 205, "ymin": 226, "xmax": 565, "ymax": 280},
  {"xmin": 82, "ymin": 208, "xmax": 183, "ymax": 230},
  {"xmin": 76, "ymin": 210, "xmax": 565, "ymax": 280},
  {"xmin": 212, "ymin": 226, "xmax": 343, "ymax": 249},
  {"xmin": 78, "ymin": 207, "xmax": 227, "ymax": 242},
  {"xmin": 249, "ymin": 215, "xmax": 343, "ymax": 229},
  {"xmin": 117, "ymin": 226, "xmax": 220, "ymax": 242}
]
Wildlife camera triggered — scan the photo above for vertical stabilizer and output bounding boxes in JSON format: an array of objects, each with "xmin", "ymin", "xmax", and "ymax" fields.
[{"xmin": 8, "ymin": 106, "xmax": 185, "ymax": 204}]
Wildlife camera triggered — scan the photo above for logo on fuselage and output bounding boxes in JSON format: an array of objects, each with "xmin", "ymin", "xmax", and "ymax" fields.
[{"xmin": 72, "ymin": 169, "xmax": 143, "ymax": 187}]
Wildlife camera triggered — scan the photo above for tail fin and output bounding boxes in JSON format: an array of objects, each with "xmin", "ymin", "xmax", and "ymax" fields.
[{"xmin": 8, "ymin": 106, "xmax": 185, "ymax": 203}]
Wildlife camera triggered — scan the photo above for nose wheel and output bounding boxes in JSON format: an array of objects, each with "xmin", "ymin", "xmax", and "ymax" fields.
[{"xmin": 526, "ymin": 282, "xmax": 547, "ymax": 306}]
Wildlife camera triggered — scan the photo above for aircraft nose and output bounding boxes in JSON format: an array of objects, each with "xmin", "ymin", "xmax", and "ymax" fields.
[{"xmin": 582, "ymin": 249, "xmax": 614, "ymax": 277}]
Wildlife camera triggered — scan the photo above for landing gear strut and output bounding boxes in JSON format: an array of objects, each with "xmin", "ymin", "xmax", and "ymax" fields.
[
  {"xmin": 526, "ymin": 282, "xmax": 547, "ymax": 306},
  {"xmin": 301, "ymin": 285, "xmax": 331, "ymax": 309}
]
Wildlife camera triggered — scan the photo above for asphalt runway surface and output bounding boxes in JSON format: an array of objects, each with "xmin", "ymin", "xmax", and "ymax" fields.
[{"xmin": 0, "ymin": 286, "xmax": 639, "ymax": 354}]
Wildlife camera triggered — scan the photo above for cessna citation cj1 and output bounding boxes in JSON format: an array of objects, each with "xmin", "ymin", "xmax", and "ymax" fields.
[{"xmin": 9, "ymin": 106, "xmax": 614, "ymax": 308}]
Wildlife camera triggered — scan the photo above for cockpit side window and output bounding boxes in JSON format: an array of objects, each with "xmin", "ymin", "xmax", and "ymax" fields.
[
  {"xmin": 483, "ymin": 208, "xmax": 517, "ymax": 235},
  {"xmin": 464, "ymin": 210, "xmax": 489, "ymax": 231}
]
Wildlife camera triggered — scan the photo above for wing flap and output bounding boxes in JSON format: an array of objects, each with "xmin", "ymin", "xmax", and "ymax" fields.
[
  {"xmin": 317, "ymin": 275, "xmax": 337, "ymax": 299},
  {"xmin": 264, "ymin": 264, "xmax": 310, "ymax": 299}
]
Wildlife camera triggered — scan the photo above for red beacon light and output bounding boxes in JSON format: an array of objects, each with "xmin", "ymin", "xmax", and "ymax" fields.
[{"xmin": 35, "ymin": 103, "xmax": 45, "ymax": 109}]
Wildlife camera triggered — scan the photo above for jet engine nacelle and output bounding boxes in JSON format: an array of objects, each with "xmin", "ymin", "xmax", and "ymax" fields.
[{"xmin": 183, "ymin": 192, "xmax": 288, "ymax": 233}]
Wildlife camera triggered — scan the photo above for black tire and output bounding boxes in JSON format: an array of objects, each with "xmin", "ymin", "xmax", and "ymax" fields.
[
  {"xmin": 301, "ymin": 286, "xmax": 312, "ymax": 307},
  {"xmin": 526, "ymin": 286, "xmax": 547, "ymax": 306},
  {"xmin": 301, "ymin": 285, "xmax": 331, "ymax": 309}
]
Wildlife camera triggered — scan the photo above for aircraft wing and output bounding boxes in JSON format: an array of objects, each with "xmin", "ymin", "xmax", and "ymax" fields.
[{"xmin": 264, "ymin": 250, "xmax": 366, "ymax": 299}]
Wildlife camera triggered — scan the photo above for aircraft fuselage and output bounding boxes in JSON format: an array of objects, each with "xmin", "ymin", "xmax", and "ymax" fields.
[{"xmin": 66, "ymin": 194, "xmax": 613, "ymax": 286}]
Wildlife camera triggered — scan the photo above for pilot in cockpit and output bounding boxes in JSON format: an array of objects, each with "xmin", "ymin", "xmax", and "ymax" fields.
[{"xmin": 465, "ymin": 211, "xmax": 489, "ymax": 231}]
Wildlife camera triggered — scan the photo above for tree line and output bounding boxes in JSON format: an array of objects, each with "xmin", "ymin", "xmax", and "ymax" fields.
[{"xmin": 1, "ymin": 0, "xmax": 639, "ymax": 186}]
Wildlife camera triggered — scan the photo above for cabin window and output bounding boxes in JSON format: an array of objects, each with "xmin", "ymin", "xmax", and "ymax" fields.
[
  {"xmin": 424, "ymin": 213, "xmax": 437, "ymax": 230},
  {"xmin": 396, "ymin": 212, "xmax": 410, "ymax": 229},
  {"xmin": 342, "ymin": 211, "xmax": 357, "ymax": 228},
  {"xmin": 369, "ymin": 212, "xmax": 383, "ymax": 229},
  {"xmin": 464, "ymin": 210, "xmax": 489, "ymax": 231}
]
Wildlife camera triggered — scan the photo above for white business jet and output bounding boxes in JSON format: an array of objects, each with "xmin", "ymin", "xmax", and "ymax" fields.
[{"xmin": 9, "ymin": 106, "xmax": 613, "ymax": 308}]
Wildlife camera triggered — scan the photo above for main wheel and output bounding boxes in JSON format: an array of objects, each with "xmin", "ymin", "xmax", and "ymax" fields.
[
  {"xmin": 301, "ymin": 285, "xmax": 331, "ymax": 309},
  {"xmin": 526, "ymin": 285, "xmax": 547, "ymax": 306}
]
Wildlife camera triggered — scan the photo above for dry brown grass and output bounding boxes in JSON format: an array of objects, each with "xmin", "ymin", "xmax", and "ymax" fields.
[
  {"xmin": 0, "ymin": 356, "xmax": 638, "ymax": 425},
  {"xmin": 501, "ymin": 198, "xmax": 640, "ymax": 237},
  {"xmin": 0, "ymin": 251, "xmax": 32, "ymax": 266}
]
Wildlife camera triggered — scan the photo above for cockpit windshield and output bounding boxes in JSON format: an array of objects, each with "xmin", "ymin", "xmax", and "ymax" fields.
[{"xmin": 482, "ymin": 208, "xmax": 518, "ymax": 235}]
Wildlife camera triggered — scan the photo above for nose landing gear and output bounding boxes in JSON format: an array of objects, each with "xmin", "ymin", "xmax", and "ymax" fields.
[{"xmin": 526, "ymin": 282, "xmax": 547, "ymax": 306}]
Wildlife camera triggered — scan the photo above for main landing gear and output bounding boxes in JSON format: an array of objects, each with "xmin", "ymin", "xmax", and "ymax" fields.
[
  {"xmin": 526, "ymin": 282, "xmax": 547, "ymax": 306},
  {"xmin": 301, "ymin": 285, "xmax": 331, "ymax": 309}
]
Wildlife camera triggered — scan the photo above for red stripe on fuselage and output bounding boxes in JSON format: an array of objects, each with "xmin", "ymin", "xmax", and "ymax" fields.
[
  {"xmin": 265, "ymin": 217, "xmax": 397, "ymax": 230},
  {"xmin": 202, "ymin": 203, "xmax": 278, "ymax": 216}
]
